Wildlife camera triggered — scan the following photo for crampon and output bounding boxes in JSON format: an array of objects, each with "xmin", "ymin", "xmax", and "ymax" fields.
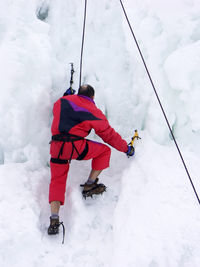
[{"xmin": 80, "ymin": 178, "xmax": 106, "ymax": 199}]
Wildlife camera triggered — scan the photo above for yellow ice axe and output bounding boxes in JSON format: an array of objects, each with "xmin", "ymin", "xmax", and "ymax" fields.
[{"xmin": 129, "ymin": 130, "xmax": 141, "ymax": 147}]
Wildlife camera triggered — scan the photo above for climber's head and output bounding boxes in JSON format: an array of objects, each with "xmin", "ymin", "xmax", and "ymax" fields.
[{"xmin": 78, "ymin": 84, "xmax": 95, "ymax": 99}]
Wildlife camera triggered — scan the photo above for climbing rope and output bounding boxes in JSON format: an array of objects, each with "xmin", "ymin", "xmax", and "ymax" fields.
[
  {"xmin": 119, "ymin": 0, "xmax": 200, "ymax": 205},
  {"xmin": 79, "ymin": 0, "xmax": 88, "ymax": 87}
]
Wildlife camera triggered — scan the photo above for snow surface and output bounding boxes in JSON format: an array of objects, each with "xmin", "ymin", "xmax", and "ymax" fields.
[{"xmin": 0, "ymin": 0, "xmax": 200, "ymax": 266}]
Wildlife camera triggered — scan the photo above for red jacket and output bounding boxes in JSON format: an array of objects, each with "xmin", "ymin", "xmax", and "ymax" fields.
[{"xmin": 51, "ymin": 95, "xmax": 127, "ymax": 152}]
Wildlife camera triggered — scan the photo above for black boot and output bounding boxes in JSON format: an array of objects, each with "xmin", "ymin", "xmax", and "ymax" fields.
[
  {"xmin": 80, "ymin": 178, "xmax": 106, "ymax": 198},
  {"xmin": 47, "ymin": 216, "xmax": 65, "ymax": 244},
  {"xmin": 48, "ymin": 216, "xmax": 60, "ymax": 235}
]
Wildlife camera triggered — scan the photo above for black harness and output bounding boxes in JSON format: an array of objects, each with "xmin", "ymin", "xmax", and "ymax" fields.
[{"xmin": 50, "ymin": 133, "xmax": 89, "ymax": 164}]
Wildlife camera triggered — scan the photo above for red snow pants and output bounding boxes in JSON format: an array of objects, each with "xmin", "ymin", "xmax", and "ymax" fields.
[{"xmin": 49, "ymin": 139, "xmax": 111, "ymax": 205}]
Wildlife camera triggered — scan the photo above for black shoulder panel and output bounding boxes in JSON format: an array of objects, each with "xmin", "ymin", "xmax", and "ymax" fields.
[{"xmin": 59, "ymin": 99, "xmax": 101, "ymax": 133}]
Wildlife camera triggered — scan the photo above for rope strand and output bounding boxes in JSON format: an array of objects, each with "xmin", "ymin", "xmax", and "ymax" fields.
[
  {"xmin": 79, "ymin": 0, "xmax": 88, "ymax": 87},
  {"xmin": 119, "ymin": 0, "xmax": 200, "ymax": 205}
]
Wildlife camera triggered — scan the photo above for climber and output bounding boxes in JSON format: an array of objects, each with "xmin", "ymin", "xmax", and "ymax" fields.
[{"xmin": 48, "ymin": 84, "xmax": 134, "ymax": 235}]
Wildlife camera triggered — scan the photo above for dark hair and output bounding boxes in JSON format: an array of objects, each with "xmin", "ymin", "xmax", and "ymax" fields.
[{"xmin": 78, "ymin": 84, "xmax": 95, "ymax": 98}]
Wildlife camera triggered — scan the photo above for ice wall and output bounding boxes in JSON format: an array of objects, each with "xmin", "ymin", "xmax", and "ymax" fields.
[
  {"xmin": 1, "ymin": 0, "xmax": 199, "ymax": 165},
  {"xmin": 123, "ymin": 0, "xmax": 200, "ymax": 149},
  {"xmin": 0, "ymin": 0, "xmax": 52, "ymax": 164}
]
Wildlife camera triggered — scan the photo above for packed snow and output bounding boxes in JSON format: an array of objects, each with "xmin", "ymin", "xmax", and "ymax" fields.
[{"xmin": 0, "ymin": 0, "xmax": 200, "ymax": 266}]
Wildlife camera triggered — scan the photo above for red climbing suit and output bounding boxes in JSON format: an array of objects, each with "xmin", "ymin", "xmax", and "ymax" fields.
[{"xmin": 49, "ymin": 94, "xmax": 128, "ymax": 205}]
